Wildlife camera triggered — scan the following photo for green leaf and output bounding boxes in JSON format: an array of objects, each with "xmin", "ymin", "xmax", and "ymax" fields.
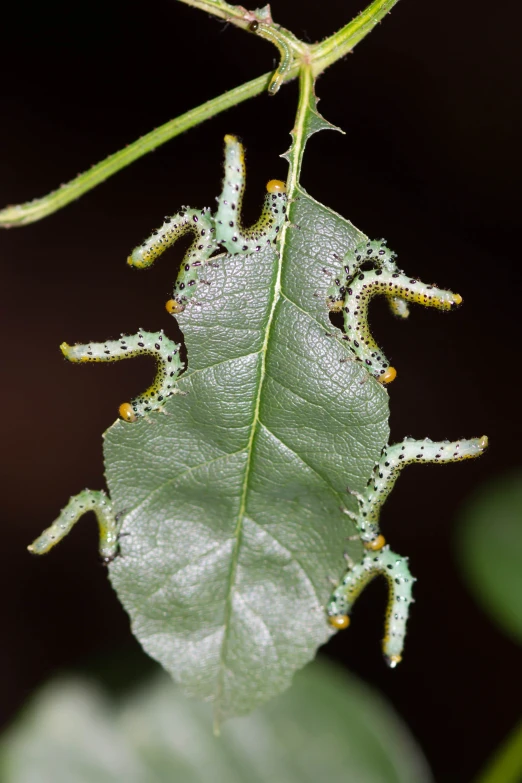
[
  {"xmin": 104, "ymin": 189, "xmax": 389, "ymax": 722},
  {"xmin": 1, "ymin": 661, "xmax": 433, "ymax": 783},
  {"xmin": 456, "ymin": 469, "xmax": 522, "ymax": 644}
]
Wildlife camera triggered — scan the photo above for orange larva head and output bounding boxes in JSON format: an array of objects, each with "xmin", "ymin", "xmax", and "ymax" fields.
[
  {"xmin": 328, "ymin": 614, "xmax": 350, "ymax": 630},
  {"xmin": 266, "ymin": 179, "xmax": 286, "ymax": 194},
  {"xmin": 365, "ymin": 534, "xmax": 386, "ymax": 551},
  {"xmin": 119, "ymin": 402, "xmax": 137, "ymax": 423},
  {"xmin": 165, "ymin": 299, "xmax": 185, "ymax": 315},
  {"xmin": 379, "ymin": 366, "xmax": 397, "ymax": 385}
]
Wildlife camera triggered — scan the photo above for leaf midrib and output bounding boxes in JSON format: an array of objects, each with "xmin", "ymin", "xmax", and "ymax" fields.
[
  {"xmin": 214, "ymin": 233, "xmax": 284, "ymax": 721},
  {"xmin": 214, "ymin": 67, "xmax": 324, "ymax": 722}
]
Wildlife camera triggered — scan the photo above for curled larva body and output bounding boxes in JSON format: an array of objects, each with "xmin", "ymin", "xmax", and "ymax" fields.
[
  {"xmin": 127, "ymin": 207, "xmax": 216, "ymax": 270},
  {"xmin": 341, "ymin": 269, "xmax": 462, "ymax": 382},
  {"xmin": 215, "ymin": 135, "xmax": 287, "ymax": 254},
  {"xmin": 329, "ymin": 435, "xmax": 487, "ymax": 663},
  {"xmin": 328, "ymin": 546, "xmax": 415, "ymax": 667},
  {"xmin": 61, "ymin": 330, "xmax": 184, "ymax": 421},
  {"xmin": 28, "ymin": 490, "xmax": 117, "ymax": 561},
  {"xmin": 128, "ymin": 207, "xmax": 218, "ymax": 312},
  {"xmin": 326, "ymin": 239, "xmax": 398, "ymax": 312},
  {"xmin": 357, "ymin": 436, "xmax": 489, "ymax": 541},
  {"xmin": 127, "ymin": 135, "xmax": 287, "ymax": 314},
  {"xmin": 61, "ymin": 136, "xmax": 287, "ymax": 424},
  {"xmin": 247, "ymin": 21, "xmax": 294, "ymax": 96}
]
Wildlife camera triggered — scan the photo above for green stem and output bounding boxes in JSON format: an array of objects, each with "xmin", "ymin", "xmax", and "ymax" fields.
[
  {"xmin": 0, "ymin": 0, "xmax": 402, "ymax": 227},
  {"xmin": 0, "ymin": 72, "xmax": 274, "ymax": 227},
  {"xmin": 474, "ymin": 721, "xmax": 522, "ymax": 783},
  {"xmin": 287, "ymin": 66, "xmax": 316, "ymax": 189},
  {"xmin": 174, "ymin": 0, "xmax": 252, "ymax": 24},
  {"xmin": 311, "ymin": 0, "xmax": 402, "ymax": 76}
]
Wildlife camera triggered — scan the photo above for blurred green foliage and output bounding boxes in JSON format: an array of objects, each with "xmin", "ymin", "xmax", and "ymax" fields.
[
  {"xmin": 1, "ymin": 660, "xmax": 432, "ymax": 783},
  {"xmin": 457, "ymin": 469, "xmax": 522, "ymax": 645}
]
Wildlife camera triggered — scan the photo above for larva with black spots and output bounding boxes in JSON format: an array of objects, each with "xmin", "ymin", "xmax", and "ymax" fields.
[
  {"xmin": 328, "ymin": 435, "xmax": 488, "ymax": 663},
  {"xmin": 328, "ymin": 545, "xmax": 416, "ymax": 668},
  {"xmin": 340, "ymin": 269, "xmax": 461, "ymax": 383},
  {"xmin": 127, "ymin": 207, "xmax": 217, "ymax": 270},
  {"xmin": 28, "ymin": 490, "xmax": 118, "ymax": 562},
  {"xmin": 61, "ymin": 330, "xmax": 184, "ymax": 422},
  {"xmin": 328, "ymin": 546, "xmax": 415, "ymax": 668},
  {"xmin": 326, "ymin": 239, "xmax": 398, "ymax": 311},
  {"xmin": 350, "ymin": 435, "xmax": 489, "ymax": 546},
  {"xmin": 128, "ymin": 207, "xmax": 218, "ymax": 316},
  {"xmin": 64, "ymin": 138, "xmax": 285, "ymax": 424},
  {"xmin": 214, "ymin": 134, "xmax": 287, "ymax": 252},
  {"xmin": 127, "ymin": 135, "xmax": 287, "ymax": 315},
  {"xmin": 326, "ymin": 239, "xmax": 409, "ymax": 320},
  {"xmin": 326, "ymin": 239, "xmax": 463, "ymax": 383}
]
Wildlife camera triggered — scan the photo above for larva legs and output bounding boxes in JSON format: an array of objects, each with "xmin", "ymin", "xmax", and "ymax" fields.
[
  {"xmin": 61, "ymin": 330, "xmax": 184, "ymax": 422},
  {"xmin": 28, "ymin": 490, "xmax": 118, "ymax": 562},
  {"xmin": 387, "ymin": 296, "xmax": 410, "ymax": 319},
  {"xmin": 328, "ymin": 435, "xmax": 488, "ymax": 663}
]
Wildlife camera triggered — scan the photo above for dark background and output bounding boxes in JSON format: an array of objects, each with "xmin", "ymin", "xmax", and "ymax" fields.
[{"xmin": 1, "ymin": 1, "xmax": 520, "ymax": 781}]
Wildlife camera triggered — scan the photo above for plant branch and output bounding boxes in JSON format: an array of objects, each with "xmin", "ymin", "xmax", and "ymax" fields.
[
  {"xmin": 174, "ymin": 0, "xmax": 257, "ymax": 25},
  {"xmin": 0, "ymin": 72, "xmax": 274, "ymax": 227},
  {"xmin": 1, "ymin": 0, "xmax": 402, "ymax": 227},
  {"xmin": 287, "ymin": 66, "xmax": 316, "ymax": 190},
  {"xmin": 311, "ymin": 0, "xmax": 402, "ymax": 76}
]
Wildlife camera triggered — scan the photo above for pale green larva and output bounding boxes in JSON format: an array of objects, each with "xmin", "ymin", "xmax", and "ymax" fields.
[
  {"xmin": 28, "ymin": 134, "xmax": 488, "ymax": 683},
  {"xmin": 354, "ymin": 436, "xmax": 489, "ymax": 545},
  {"xmin": 328, "ymin": 546, "xmax": 415, "ymax": 667},
  {"xmin": 61, "ymin": 330, "xmax": 184, "ymax": 422},
  {"xmin": 127, "ymin": 135, "xmax": 287, "ymax": 315},
  {"xmin": 340, "ymin": 268, "xmax": 461, "ymax": 383},
  {"xmin": 28, "ymin": 490, "xmax": 118, "ymax": 562},
  {"xmin": 247, "ymin": 20, "xmax": 294, "ymax": 96},
  {"xmin": 127, "ymin": 207, "xmax": 217, "ymax": 270},
  {"xmin": 214, "ymin": 134, "xmax": 287, "ymax": 252},
  {"xmin": 341, "ymin": 269, "xmax": 462, "ymax": 380},
  {"xmin": 128, "ymin": 206, "xmax": 218, "ymax": 316},
  {"xmin": 326, "ymin": 239, "xmax": 408, "ymax": 319},
  {"xmin": 328, "ymin": 435, "xmax": 488, "ymax": 663},
  {"xmin": 62, "ymin": 137, "xmax": 287, "ymax": 425},
  {"xmin": 326, "ymin": 239, "xmax": 463, "ymax": 384}
]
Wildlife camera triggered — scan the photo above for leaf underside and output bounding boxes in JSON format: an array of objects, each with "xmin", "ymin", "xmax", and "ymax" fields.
[{"xmin": 105, "ymin": 191, "xmax": 389, "ymax": 721}]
